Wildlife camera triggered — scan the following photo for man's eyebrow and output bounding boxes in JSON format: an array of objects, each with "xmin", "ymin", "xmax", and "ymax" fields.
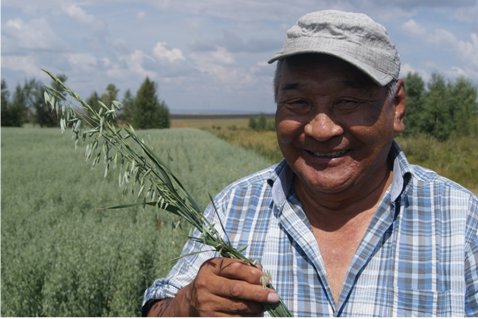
[
  {"xmin": 281, "ymin": 80, "xmax": 369, "ymax": 91},
  {"xmin": 341, "ymin": 79, "xmax": 368, "ymax": 89},
  {"xmin": 280, "ymin": 82, "xmax": 300, "ymax": 91}
]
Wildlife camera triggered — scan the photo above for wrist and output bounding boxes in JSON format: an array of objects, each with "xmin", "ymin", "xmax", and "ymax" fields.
[{"xmin": 149, "ymin": 284, "xmax": 194, "ymax": 317}]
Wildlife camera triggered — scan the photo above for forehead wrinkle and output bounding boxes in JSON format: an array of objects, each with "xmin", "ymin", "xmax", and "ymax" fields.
[
  {"xmin": 341, "ymin": 79, "xmax": 370, "ymax": 89},
  {"xmin": 280, "ymin": 79, "xmax": 369, "ymax": 94},
  {"xmin": 280, "ymin": 82, "xmax": 301, "ymax": 92}
]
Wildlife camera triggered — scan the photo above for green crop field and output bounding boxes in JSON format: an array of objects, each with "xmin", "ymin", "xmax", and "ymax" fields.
[
  {"xmin": 170, "ymin": 115, "xmax": 250, "ymax": 130},
  {"xmin": 1, "ymin": 127, "xmax": 271, "ymax": 317},
  {"xmin": 2, "ymin": 122, "xmax": 477, "ymax": 317}
]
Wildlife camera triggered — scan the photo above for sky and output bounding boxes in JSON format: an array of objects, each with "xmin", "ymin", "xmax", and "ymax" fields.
[{"xmin": 2, "ymin": 0, "xmax": 478, "ymax": 114}]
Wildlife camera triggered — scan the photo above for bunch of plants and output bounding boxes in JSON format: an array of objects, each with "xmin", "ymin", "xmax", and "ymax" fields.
[{"xmin": 40, "ymin": 70, "xmax": 293, "ymax": 316}]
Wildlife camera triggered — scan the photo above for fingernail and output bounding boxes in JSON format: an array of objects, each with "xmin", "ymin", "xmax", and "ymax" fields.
[
  {"xmin": 260, "ymin": 274, "xmax": 269, "ymax": 286},
  {"xmin": 267, "ymin": 293, "xmax": 280, "ymax": 303}
]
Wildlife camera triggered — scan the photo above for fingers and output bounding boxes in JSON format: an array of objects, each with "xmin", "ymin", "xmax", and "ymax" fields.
[
  {"xmin": 207, "ymin": 258, "xmax": 269, "ymax": 285},
  {"xmin": 203, "ymin": 258, "xmax": 279, "ymax": 302},
  {"xmin": 195, "ymin": 293, "xmax": 266, "ymax": 316},
  {"xmin": 187, "ymin": 257, "xmax": 280, "ymax": 316},
  {"xmin": 195, "ymin": 269, "xmax": 278, "ymax": 304}
]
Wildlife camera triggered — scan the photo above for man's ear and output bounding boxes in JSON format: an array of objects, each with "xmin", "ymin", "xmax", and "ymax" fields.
[{"xmin": 393, "ymin": 79, "xmax": 406, "ymax": 133}]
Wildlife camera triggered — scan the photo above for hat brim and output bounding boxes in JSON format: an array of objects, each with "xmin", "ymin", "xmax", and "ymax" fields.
[
  {"xmin": 268, "ymin": 49, "xmax": 394, "ymax": 87},
  {"xmin": 267, "ymin": 33, "xmax": 399, "ymax": 87}
]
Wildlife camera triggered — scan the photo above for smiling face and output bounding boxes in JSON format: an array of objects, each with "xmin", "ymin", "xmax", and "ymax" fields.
[{"xmin": 275, "ymin": 54, "xmax": 405, "ymax": 201}]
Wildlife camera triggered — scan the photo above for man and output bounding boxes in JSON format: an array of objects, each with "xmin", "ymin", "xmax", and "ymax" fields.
[{"xmin": 143, "ymin": 10, "xmax": 478, "ymax": 316}]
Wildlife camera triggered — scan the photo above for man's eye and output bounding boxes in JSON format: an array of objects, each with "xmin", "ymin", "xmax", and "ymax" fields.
[
  {"xmin": 335, "ymin": 100, "xmax": 360, "ymax": 110},
  {"xmin": 287, "ymin": 100, "xmax": 310, "ymax": 110}
]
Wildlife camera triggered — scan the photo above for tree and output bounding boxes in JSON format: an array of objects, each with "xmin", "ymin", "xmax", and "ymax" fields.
[
  {"xmin": 1, "ymin": 80, "xmax": 31, "ymax": 127},
  {"xmin": 86, "ymin": 83, "xmax": 119, "ymax": 117},
  {"xmin": 32, "ymin": 74, "xmax": 67, "ymax": 127},
  {"xmin": 449, "ymin": 77, "xmax": 478, "ymax": 138},
  {"xmin": 126, "ymin": 77, "xmax": 170, "ymax": 129},
  {"xmin": 257, "ymin": 113, "xmax": 267, "ymax": 131},
  {"xmin": 104, "ymin": 84, "xmax": 119, "ymax": 104},
  {"xmin": 401, "ymin": 72, "xmax": 478, "ymax": 140},
  {"xmin": 121, "ymin": 89, "xmax": 135, "ymax": 124},
  {"xmin": 403, "ymin": 72, "xmax": 425, "ymax": 136},
  {"xmin": 86, "ymin": 91, "xmax": 101, "ymax": 114},
  {"xmin": 266, "ymin": 118, "xmax": 276, "ymax": 131},
  {"xmin": 1, "ymin": 80, "xmax": 11, "ymax": 125},
  {"xmin": 420, "ymin": 73, "xmax": 455, "ymax": 141},
  {"xmin": 248, "ymin": 116, "xmax": 257, "ymax": 130},
  {"xmin": 249, "ymin": 113, "xmax": 275, "ymax": 131}
]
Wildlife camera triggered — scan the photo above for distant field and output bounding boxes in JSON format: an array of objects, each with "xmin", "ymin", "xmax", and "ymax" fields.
[
  {"xmin": 170, "ymin": 113, "xmax": 274, "ymax": 129},
  {"xmin": 1, "ymin": 127, "xmax": 271, "ymax": 317},
  {"xmin": 395, "ymin": 135, "xmax": 478, "ymax": 195}
]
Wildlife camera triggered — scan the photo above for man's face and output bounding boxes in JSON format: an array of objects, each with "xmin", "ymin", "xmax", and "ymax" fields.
[{"xmin": 275, "ymin": 54, "xmax": 405, "ymax": 198}]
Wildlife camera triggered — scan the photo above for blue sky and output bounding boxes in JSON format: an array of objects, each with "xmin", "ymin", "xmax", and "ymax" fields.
[{"xmin": 2, "ymin": 0, "xmax": 478, "ymax": 114}]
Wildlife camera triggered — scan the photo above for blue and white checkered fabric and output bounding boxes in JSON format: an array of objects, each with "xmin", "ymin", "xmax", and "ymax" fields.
[{"xmin": 143, "ymin": 141, "xmax": 478, "ymax": 316}]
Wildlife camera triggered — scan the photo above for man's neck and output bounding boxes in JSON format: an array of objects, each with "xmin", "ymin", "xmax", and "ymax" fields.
[
  {"xmin": 293, "ymin": 163, "xmax": 393, "ymax": 305},
  {"xmin": 293, "ymin": 163, "xmax": 393, "ymax": 231}
]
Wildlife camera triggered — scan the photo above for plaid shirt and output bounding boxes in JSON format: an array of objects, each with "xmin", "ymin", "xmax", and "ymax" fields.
[{"xmin": 143, "ymin": 141, "xmax": 478, "ymax": 316}]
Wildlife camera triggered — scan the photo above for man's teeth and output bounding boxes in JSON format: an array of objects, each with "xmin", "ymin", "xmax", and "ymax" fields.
[{"xmin": 309, "ymin": 150, "xmax": 347, "ymax": 157}]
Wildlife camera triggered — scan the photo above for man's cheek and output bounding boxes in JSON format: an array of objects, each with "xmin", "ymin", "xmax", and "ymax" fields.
[{"xmin": 276, "ymin": 120, "xmax": 301, "ymax": 145}]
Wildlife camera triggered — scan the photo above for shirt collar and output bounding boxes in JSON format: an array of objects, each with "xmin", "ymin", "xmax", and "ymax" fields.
[{"xmin": 268, "ymin": 140, "xmax": 412, "ymax": 207}]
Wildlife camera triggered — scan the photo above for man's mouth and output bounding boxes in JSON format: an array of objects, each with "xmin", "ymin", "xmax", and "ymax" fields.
[{"xmin": 306, "ymin": 149, "xmax": 348, "ymax": 158}]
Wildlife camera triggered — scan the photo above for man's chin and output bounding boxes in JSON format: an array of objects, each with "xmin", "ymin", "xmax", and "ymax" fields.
[{"xmin": 293, "ymin": 166, "xmax": 354, "ymax": 195}]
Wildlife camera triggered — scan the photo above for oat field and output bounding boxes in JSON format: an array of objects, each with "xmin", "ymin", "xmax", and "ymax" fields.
[{"xmin": 1, "ymin": 127, "xmax": 271, "ymax": 317}]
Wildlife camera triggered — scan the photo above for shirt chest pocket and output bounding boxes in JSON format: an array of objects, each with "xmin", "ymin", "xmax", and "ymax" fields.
[{"xmin": 392, "ymin": 288, "xmax": 463, "ymax": 316}]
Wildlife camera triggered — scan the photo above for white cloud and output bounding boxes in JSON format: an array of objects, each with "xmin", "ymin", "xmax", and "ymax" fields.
[
  {"xmin": 107, "ymin": 50, "xmax": 156, "ymax": 80},
  {"xmin": 427, "ymin": 29, "xmax": 458, "ymax": 47},
  {"xmin": 453, "ymin": 2, "xmax": 478, "ymax": 23},
  {"xmin": 391, "ymin": 0, "xmax": 474, "ymax": 9},
  {"xmin": 145, "ymin": 0, "xmax": 419, "ymax": 24},
  {"xmin": 2, "ymin": 18, "xmax": 70, "ymax": 53},
  {"xmin": 189, "ymin": 47, "xmax": 239, "ymax": 85},
  {"xmin": 67, "ymin": 53, "xmax": 98, "ymax": 73},
  {"xmin": 137, "ymin": 11, "xmax": 146, "ymax": 21},
  {"xmin": 188, "ymin": 47, "xmax": 258, "ymax": 89},
  {"xmin": 456, "ymin": 33, "xmax": 478, "ymax": 68},
  {"xmin": 1, "ymin": 55, "xmax": 47, "ymax": 78},
  {"xmin": 402, "ymin": 20, "xmax": 478, "ymax": 80},
  {"xmin": 61, "ymin": 4, "xmax": 108, "ymax": 35},
  {"xmin": 152, "ymin": 42, "xmax": 186, "ymax": 63},
  {"xmin": 250, "ymin": 61, "xmax": 274, "ymax": 77},
  {"xmin": 400, "ymin": 63, "xmax": 430, "ymax": 82},
  {"xmin": 401, "ymin": 19, "xmax": 428, "ymax": 38},
  {"xmin": 190, "ymin": 47, "xmax": 235, "ymax": 67}
]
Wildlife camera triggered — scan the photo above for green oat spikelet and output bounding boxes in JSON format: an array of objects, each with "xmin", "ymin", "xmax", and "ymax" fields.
[{"xmin": 42, "ymin": 69, "xmax": 293, "ymax": 317}]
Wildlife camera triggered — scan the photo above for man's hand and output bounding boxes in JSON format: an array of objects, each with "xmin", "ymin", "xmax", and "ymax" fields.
[{"xmin": 148, "ymin": 257, "xmax": 280, "ymax": 317}]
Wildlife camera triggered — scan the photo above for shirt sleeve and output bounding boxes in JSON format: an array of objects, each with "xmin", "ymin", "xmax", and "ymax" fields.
[
  {"xmin": 465, "ymin": 194, "xmax": 478, "ymax": 316},
  {"xmin": 141, "ymin": 197, "xmax": 227, "ymax": 311}
]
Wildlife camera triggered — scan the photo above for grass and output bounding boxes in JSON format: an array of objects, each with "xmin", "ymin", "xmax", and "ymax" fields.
[
  {"xmin": 211, "ymin": 128, "xmax": 283, "ymax": 164},
  {"xmin": 1, "ymin": 127, "xmax": 271, "ymax": 317},
  {"xmin": 170, "ymin": 116, "xmax": 249, "ymax": 130},
  {"xmin": 171, "ymin": 115, "xmax": 281, "ymax": 163},
  {"xmin": 395, "ymin": 134, "xmax": 478, "ymax": 194}
]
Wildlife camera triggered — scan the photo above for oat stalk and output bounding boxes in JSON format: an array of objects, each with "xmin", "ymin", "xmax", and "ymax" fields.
[{"xmin": 42, "ymin": 69, "xmax": 292, "ymax": 317}]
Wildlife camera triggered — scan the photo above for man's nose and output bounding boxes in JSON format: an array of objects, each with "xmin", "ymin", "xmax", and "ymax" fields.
[{"xmin": 304, "ymin": 112, "xmax": 343, "ymax": 141}]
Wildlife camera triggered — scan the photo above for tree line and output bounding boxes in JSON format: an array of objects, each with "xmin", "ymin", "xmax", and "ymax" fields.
[
  {"xmin": 403, "ymin": 72, "xmax": 478, "ymax": 141},
  {"xmin": 249, "ymin": 113, "xmax": 275, "ymax": 131},
  {"xmin": 2, "ymin": 71, "xmax": 477, "ymax": 140},
  {"xmin": 1, "ymin": 76, "xmax": 170, "ymax": 129},
  {"xmin": 247, "ymin": 72, "xmax": 478, "ymax": 140}
]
